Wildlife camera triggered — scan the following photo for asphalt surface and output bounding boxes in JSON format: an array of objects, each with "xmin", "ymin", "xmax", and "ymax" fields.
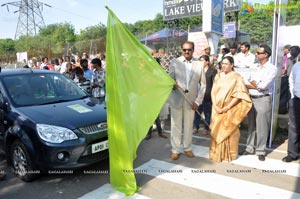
[{"xmin": 1, "ymin": 113, "xmax": 299, "ymax": 199}]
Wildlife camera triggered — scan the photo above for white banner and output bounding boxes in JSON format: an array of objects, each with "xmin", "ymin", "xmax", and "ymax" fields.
[{"xmin": 16, "ymin": 52, "xmax": 28, "ymax": 64}]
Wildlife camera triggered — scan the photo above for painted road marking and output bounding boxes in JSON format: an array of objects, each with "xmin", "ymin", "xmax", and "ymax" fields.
[
  {"xmin": 78, "ymin": 183, "xmax": 151, "ymax": 199},
  {"xmin": 192, "ymin": 145, "xmax": 300, "ymax": 177},
  {"xmin": 137, "ymin": 159, "xmax": 300, "ymax": 199}
]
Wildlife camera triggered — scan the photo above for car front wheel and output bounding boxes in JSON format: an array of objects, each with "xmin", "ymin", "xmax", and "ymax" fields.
[{"xmin": 10, "ymin": 140, "xmax": 39, "ymax": 182}]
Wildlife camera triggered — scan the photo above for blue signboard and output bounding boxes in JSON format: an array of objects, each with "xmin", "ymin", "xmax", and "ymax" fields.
[
  {"xmin": 211, "ymin": 0, "xmax": 224, "ymax": 34},
  {"xmin": 223, "ymin": 22, "xmax": 236, "ymax": 38}
]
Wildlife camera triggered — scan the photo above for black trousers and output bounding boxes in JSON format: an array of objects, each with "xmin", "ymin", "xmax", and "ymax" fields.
[
  {"xmin": 279, "ymin": 76, "xmax": 290, "ymax": 114},
  {"xmin": 288, "ymin": 96, "xmax": 300, "ymax": 158},
  {"xmin": 147, "ymin": 117, "xmax": 162, "ymax": 136}
]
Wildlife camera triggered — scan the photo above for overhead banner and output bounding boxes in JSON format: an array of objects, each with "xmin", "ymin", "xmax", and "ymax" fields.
[{"xmin": 163, "ymin": 0, "xmax": 242, "ymax": 21}]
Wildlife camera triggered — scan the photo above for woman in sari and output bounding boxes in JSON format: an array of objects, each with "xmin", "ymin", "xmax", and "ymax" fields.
[{"xmin": 209, "ymin": 56, "xmax": 252, "ymax": 162}]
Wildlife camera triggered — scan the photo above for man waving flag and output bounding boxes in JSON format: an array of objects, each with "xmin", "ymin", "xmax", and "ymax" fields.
[{"xmin": 105, "ymin": 7, "xmax": 174, "ymax": 196}]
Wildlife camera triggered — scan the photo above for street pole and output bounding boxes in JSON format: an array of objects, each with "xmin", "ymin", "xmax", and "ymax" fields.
[{"xmin": 269, "ymin": 0, "xmax": 288, "ymax": 148}]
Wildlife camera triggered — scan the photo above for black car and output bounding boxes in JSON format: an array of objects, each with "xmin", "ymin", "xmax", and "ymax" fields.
[{"xmin": 0, "ymin": 68, "xmax": 108, "ymax": 181}]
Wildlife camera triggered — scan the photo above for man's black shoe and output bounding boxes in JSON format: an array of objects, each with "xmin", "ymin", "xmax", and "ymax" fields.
[
  {"xmin": 240, "ymin": 151, "xmax": 255, "ymax": 155},
  {"xmin": 282, "ymin": 156, "xmax": 298, "ymax": 163},
  {"xmin": 258, "ymin": 155, "xmax": 265, "ymax": 161},
  {"xmin": 144, "ymin": 135, "xmax": 152, "ymax": 140},
  {"xmin": 158, "ymin": 133, "xmax": 168, "ymax": 139}
]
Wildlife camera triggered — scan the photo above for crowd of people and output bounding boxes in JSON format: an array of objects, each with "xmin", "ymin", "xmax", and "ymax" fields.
[
  {"xmin": 149, "ymin": 41, "xmax": 299, "ymax": 164},
  {"xmin": 24, "ymin": 53, "xmax": 107, "ymax": 104},
  {"xmin": 22, "ymin": 41, "xmax": 300, "ymax": 164},
  {"xmin": 1, "ymin": 40, "xmax": 298, "ymax": 181}
]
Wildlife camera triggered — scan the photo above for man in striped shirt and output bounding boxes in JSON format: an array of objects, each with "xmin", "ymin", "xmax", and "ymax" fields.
[{"xmin": 74, "ymin": 67, "xmax": 91, "ymax": 94}]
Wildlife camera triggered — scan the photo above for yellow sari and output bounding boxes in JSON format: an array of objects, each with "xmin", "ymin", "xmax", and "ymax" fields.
[{"xmin": 209, "ymin": 71, "xmax": 252, "ymax": 162}]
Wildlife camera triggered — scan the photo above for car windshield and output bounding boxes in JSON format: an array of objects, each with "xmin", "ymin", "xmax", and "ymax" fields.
[{"xmin": 2, "ymin": 73, "xmax": 88, "ymax": 107}]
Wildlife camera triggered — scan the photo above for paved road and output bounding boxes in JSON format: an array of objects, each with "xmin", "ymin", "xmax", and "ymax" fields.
[
  {"xmin": 78, "ymin": 129, "xmax": 300, "ymax": 199},
  {"xmin": 1, "ymin": 118, "xmax": 299, "ymax": 199}
]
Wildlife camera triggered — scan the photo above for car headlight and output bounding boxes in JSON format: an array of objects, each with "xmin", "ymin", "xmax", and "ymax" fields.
[{"xmin": 36, "ymin": 124, "xmax": 78, "ymax": 143}]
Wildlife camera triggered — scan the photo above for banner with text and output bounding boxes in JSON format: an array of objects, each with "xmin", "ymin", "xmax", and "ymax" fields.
[{"xmin": 163, "ymin": 0, "xmax": 242, "ymax": 21}]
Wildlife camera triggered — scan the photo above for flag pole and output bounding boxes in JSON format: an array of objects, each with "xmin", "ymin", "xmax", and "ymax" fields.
[{"xmin": 177, "ymin": 86, "xmax": 210, "ymax": 128}]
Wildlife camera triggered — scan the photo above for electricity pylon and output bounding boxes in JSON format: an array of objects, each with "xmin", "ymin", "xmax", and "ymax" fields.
[{"xmin": 1, "ymin": 0, "xmax": 51, "ymax": 39}]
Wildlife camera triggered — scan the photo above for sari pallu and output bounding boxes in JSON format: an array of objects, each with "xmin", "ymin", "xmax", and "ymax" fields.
[{"xmin": 209, "ymin": 72, "xmax": 252, "ymax": 162}]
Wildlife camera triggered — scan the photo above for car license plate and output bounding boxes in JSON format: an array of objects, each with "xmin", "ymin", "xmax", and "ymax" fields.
[{"xmin": 91, "ymin": 140, "xmax": 108, "ymax": 154}]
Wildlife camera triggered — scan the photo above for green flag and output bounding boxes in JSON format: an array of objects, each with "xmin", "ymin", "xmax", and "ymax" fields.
[{"xmin": 105, "ymin": 7, "xmax": 174, "ymax": 196}]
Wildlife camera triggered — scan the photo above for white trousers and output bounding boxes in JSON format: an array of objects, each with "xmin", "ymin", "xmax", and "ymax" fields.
[{"xmin": 170, "ymin": 100, "xmax": 194, "ymax": 154}]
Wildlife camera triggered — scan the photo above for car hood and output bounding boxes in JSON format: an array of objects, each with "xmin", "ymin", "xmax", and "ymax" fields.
[{"xmin": 15, "ymin": 99, "xmax": 107, "ymax": 129}]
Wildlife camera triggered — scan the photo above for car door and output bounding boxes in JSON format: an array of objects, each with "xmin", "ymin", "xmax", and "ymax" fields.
[{"xmin": 0, "ymin": 87, "xmax": 6, "ymax": 149}]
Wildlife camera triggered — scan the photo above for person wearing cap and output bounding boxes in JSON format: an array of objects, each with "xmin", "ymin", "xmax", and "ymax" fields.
[
  {"xmin": 203, "ymin": 45, "xmax": 215, "ymax": 67},
  {"xmin": 31, "ymin": 57, "xmax": 39, "ymax": 69},
  {"xmin": 82, "ymin": 52, "xmax": 89, "ymax": 60}
]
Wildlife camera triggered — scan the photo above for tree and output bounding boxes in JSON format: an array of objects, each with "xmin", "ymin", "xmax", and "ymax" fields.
[
  {"xmin": 0, "ymin": 38, "xmax": 15, "ymax": 52},
  {"xmin": 239, "ymin": 10, "xmax": 273, "ymax": 45},
  {"xmin": 15, "ymin": 35, "xmax": 51, "ymax": 59},
  {"xmin": 39, "ymin": 23, "xmax": 76, "ymax": 45},
  {"xmin": 77, "ymin": 23, "xmax": 107, "ymax": 41},
  {"xmin": 132, "ymin": 19, "xmax": 157, "ymax": 39},
  {"xmin": 37, "ymin": 23, "xmax": 76, "ymax": 57},
  {"xmin": 286, "ymin": 0, "xmax": 300, "ymax": 25},
  {"xmin": 0, "ymin": 38, "xmax": 15, "ymax": 63}
]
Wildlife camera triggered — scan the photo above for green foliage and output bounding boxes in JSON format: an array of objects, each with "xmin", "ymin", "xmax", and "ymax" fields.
[
  {"xmin": 238, "ymin": 0, "xmax": 300, "ymax": 45},
  {"xmin": 131, "ymin": 19, "xmax": 157, "ymax": 39},
  {"xmin": 0, "ymin": 38, "xmax": 15, "ymax": 52},
  {"xmin": 2, "ymin": 0, "xmax": 300, "ymax": 63},
  {"xmin": 39, "ymin": 22, "xmax": 76, "ymax": 45},
  {"xmin": 0, "ymin": 38, "xmax": 15, "ymax": 62},
  {"xmin": 153, "ymin": 13, "xmax": 166, "ymax": 30},
  {"xmin": 15, "ymin": 35, "xmax": 52, "ymax": 58},
  {"xmin": 286, "ymin": 0, "xmax": 300, "ymax": 25},
  {"xmin": 177, "ymin": 15, "xmax": 202, "ymax": 31},
  {"xmin": 239, "ymin": 10, "xmax": 273, "ymax": 45},
  {"xmin": 77, "ymin": 23, "xmax": 107, "ymax": 41}
]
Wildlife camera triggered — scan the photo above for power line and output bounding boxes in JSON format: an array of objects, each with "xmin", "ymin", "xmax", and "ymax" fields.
[{"xmin": 48, "ymin": 5, "xmax": 96, "ymax": 22}]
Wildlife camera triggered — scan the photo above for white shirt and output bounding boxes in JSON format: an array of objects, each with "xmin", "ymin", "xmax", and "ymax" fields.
[
  {"xmin": 235, "ymin": 52, "xmax": 256, "ymax": 68},
  {"xmin": 60, "ymin": 62, "xmax": 68, "ymax": 74},
  {"xmin": 289, "ymin": 62, "xmax": 300, "ymax": 98},
  {"xmin": 244, "ymin": 61, "xmax": 277, "ymax": 96},
  {"xmin": 184, "ymin": 61, "xmax": 192, "ymax": 91},
  {"xmin": 225, "ymin": 52, "xmax": 239, "ymax": 66}
]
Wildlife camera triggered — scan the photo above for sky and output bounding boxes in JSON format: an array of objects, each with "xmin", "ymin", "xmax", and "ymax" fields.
[{"xmin": 0, "ymin": 0, "xmax": 271, "ymax": 40}]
